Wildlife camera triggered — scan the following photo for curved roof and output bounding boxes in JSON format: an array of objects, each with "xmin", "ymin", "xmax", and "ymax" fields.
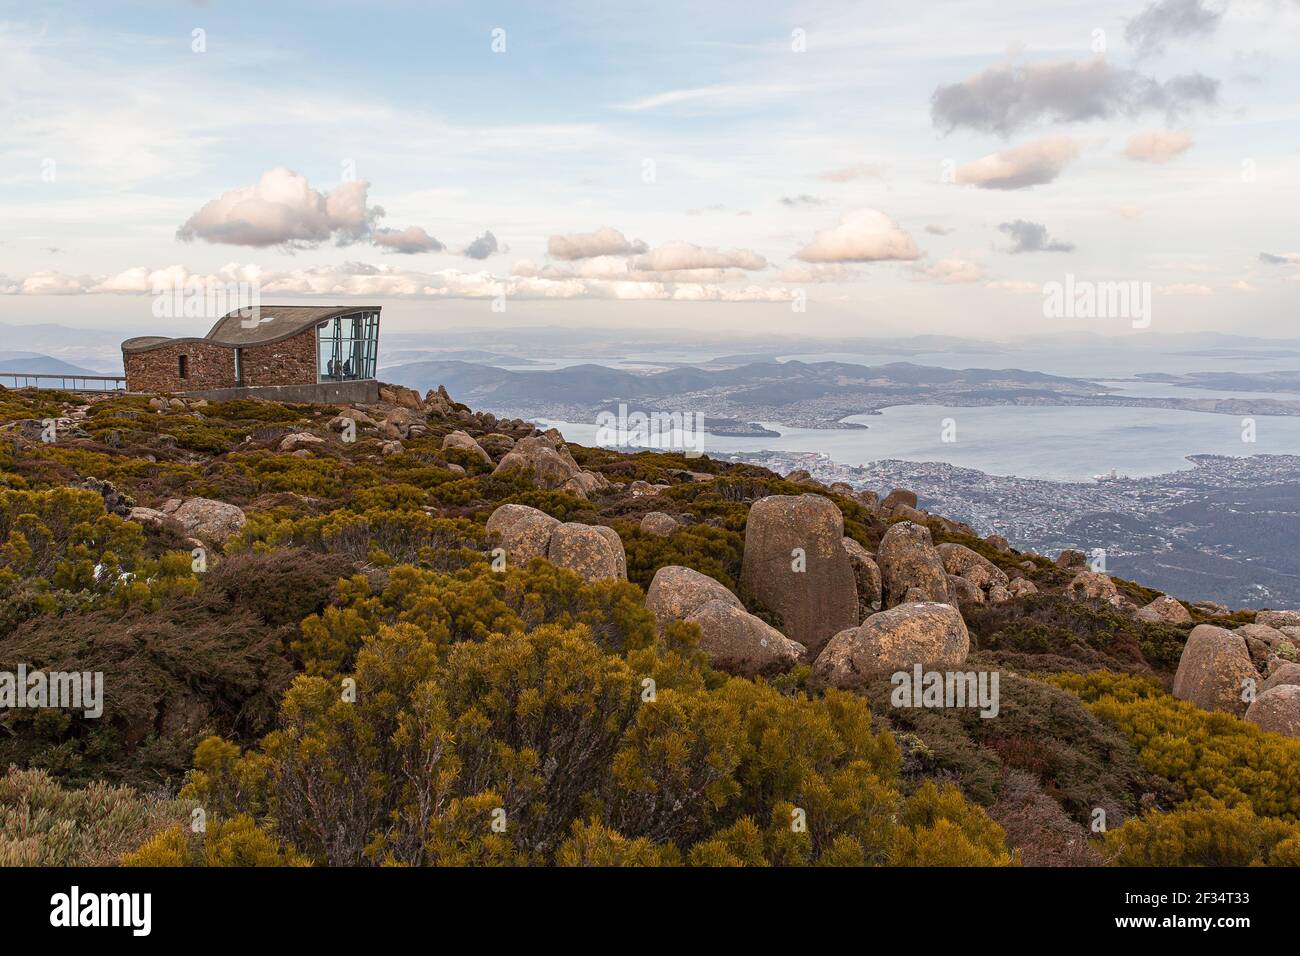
[{"xmin": 122, "ymin": 305, "xmax": 380, "ymax": 354}]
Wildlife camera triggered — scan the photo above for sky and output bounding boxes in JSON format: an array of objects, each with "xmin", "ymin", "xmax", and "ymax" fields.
[{"xmin": 1, "ymin": 0, "xmax": 1298, "ymax": 340}]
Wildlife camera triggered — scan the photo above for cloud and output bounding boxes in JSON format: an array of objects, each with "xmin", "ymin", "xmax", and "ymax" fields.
[
  {"xmin": 816, "ymin": 163, "xmax": 884, "ymax": 183},
  {"xmin": 1115, "ymin": 206, "xmax": 1144, "ymax": 220},
  {"xmin": 955, "ymin": 136, "xmax": 1081, "ymax": 190},
  {"xmin": 779, "ymin": 194, "xmax": 825, "ymax": 207},
  {"xmin": 372, "ymin": 226, "xmax": 445, "ymax": 254},
  {"xmin": 1259, "ymin": 252, "xmax": 1300, "ymax": 265},
  {"xmin": 913, "ymin": 258, "xmax": 984, "ymax": 283},
  {"xmin": 776, "ymin": 263, "xmax": 859, "ymax": 284},
  {"xmin": 925, "ymin": 225, "xmax": 954, "ymax": 236},
  {"xmin": 547, "ymin": 227, "xmax": 648, "ymax": 260},
  {"xmin": 794, "ymin": 209, "xmax": 921, "ymax": 263},
  {"xmin": 615, "ymin": 83, "xmax": 802, "ymax": 111},
  {"xmin": 177, "ymin": 167, "xmax": 382, "ymax": 248},
  {"xmin": 997, "ymin": 219, "xmax": 1075, "ymax": 253},
  {"xmin": 1, "ymin": 261, "xmax": 793, "ymax": 303},
  {"xmin": 930, "ymin": 59, "xmax": 1218, "ymax": 136},
  {"xmin": 1126, "ymin": 0, "xmax": 1224, "ymax": 54},
  {"xmin": 630, "ymin": 241, "xmax": 766, "ymax": 273},
  {"xmin": 1123, "ymin": 130, "xmax": 1193, "ymax": 162},
  {"xmin": 461, "ymin": 230, "xmax": 501, "ymax": 260}
]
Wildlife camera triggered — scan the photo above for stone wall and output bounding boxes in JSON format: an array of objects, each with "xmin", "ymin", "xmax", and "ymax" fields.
[
  {"xmin": 124, "ymin": 328, "xmax": 320, "ymax": 393},
  {"xmin": 124, "ymin": 341, "xmax": 234, "ymax": 392}
]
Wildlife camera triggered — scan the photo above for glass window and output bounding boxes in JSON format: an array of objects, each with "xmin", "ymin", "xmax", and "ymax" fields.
[{"xmin": 317, "ymin": 311, "xmax": 379, "ymax": 382}]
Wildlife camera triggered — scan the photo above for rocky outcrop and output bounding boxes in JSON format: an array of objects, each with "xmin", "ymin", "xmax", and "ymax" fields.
[
  {"xmin": 493, "ymin": 431, "xmax": 607, "ymax": 497},
  {"xmin": 377, "ymin": 383, "xmax": 424, "ymax": 410},
  {"xmin": 684, "ymin": 599, "xmax": 806, "ymax": 677},
  {"xmin": 485, "ymin": 503, "xmax": 560, "ymax": 566},
  {"xmin": 841, "ymin": 537, "xmax": 881, "ymax": 621},
  {"xmin": 1006, "ymin": 577, "xmax": 1038, "ymax": 598},
  {"xmin": 986, "ymin": 534, "xmax": 1010, "ymax": 552},
  {"xmin": 739, "ymin": 494, "xmax": 859, "ymax": 655},
  {"xmin": 938, "ymin": 543, "xmax": 1007, "ymax": 589},
  {"xmin": 442, "ymin": 430, "xmax": 491, "ymax": 464},
  {"xmin": 159, "ymin": 497, "xmax": 246, "ymax": 544},
  {"xmin": 876, "ymin": 521, "xmax": 952, "ymax": 608},
  {"xmin": 1236, "ymin": 622, "xmax": 1287, "ymax": 648},
  {"xmin": 947, "ymin": 574, "xmax": 984, "ymax": 605},
  {"xmin": 547, "ymin": 522, "xmax": 626, "ymax": 582},
  {"xmin": 640, "ymin": 512, "xmax": 679, "ymax": 537},
  {"xmin": 1244, "ymin": 685, "xmax": 1300, "ymax": 738},
  {"xmin": 1056, "ymin": 549, "xmax": 1088, "ymax": 570},
  {"xmin": 1257, "ymin": 610, "xmax": 1300, "ymax": 629},
  {"xmin": 1172, "ymin": 625, "xmax": 1257, "ymax": 717},
  {"xmin": 1136, "ymin": 595, "xmax": 1192, "ymax": 625},
  {"xmin": 812, "ymin": 603, "xmax": 969, "ymax": 690}
]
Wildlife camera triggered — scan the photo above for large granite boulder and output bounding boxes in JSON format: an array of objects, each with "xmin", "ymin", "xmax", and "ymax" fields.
[
  {"xmin": 493, "ymin": 433, "xmax": 583, "ymax": 489},
  {"xmin": 1056, "ymin": 549, "xmax": 1088, "ymax": 570},
  {"xmin": 1172, "ymin": 625, "xmax": 1258, "ymax": 717},
  {"xmin": 1065, "ymin": 571, "xmax": 1122, "ymax": 607},
  {"xmin": 485, "ymin": 503, "xmax": 560, "ymax": 566},
  {"xmin": 881, "ymin": 488, "xmax": 918, "ymax": 511},
  {"xmin": 160, "ymin": 497, "xmax": 246, "ymax": 544},
  {"xmin": 739, "ymin": 494, "xmax": 859, "ymax": 655},
  {"xmin": 644, "ymin": 565, "xmax": 742, "ymax": 629},
  {"xmin": 547, "ymin": 522, "xmax": 626, "ymax": 582},
  {"xmin": 1006, "ymin": 577, "xmax": 1038, "ymax": 598},
  {"xmin": 841, "ymin": 537, "xmax": 882, "ymax": 621},
  {"xmin": 278, "ymin": 431, "xmax": 326, "ymax": 453},
  {"xmin": 1262, "ymin": 662, "xmax": 1300, "ymax": 693},
  {"xmin": 1236, "ymin": 622, "xmax": 1287, "ymax": 648},
  {"xmin": 1135, "ymin": 595, "xmax": 1192, "ymax": 625},
  {"xmin": 640, "ymin": 512, "xmax": 679, "ymax": 537},
  {"xmin": 441, "ymin": 430, "xmax": 492, "ymax": 464},
  {"xmin": 812, "ymin": 603, "xmax": 969, "ymax": 690},
  {"xmin": 1244, "ymin": 685, "xmax": 1300, "ymax": 738},
  {"xmin": 876, "ymin": 521, "xmax": 952, "ymax": 608},
  {"xmin": 947, "ymin": 574, "xmax": 985, "ymax": 605},
  {"xmin": 684, "ymin": 599, "xmax": 806, "ymax": 677},
  {"xmin": 938, "ymin": 542, "xmax": 1009, "ymax": 590}
]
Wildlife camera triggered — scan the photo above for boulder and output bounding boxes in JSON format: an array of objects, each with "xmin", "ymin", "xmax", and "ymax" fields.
[
  {"xmin": 1256, "ymin": 610, "xmax": 1300, "ymax": 630},
  {"xmin": 1135, "ymin": 595, "xmax": 1192, "ymax": 625},
  {"xmin": 947, "ymin": 574, "xmax": 985, "ymax": 605},
  {"xmin": 812, "ymin": 603, "xmax": 969, "ymax": 690},
  {"xmin": 684, "ymin": 599, "xmax": 806, "ymax": 677},
  {"xmin": 547, "ymin": 522, "xmax": 626, "ymax": 582},
  {"xmin": 1006, "ymin": 578, "xmax": 1038, "ymax": 598},
  {"xmin": 378, "ymin": 383, "xmax": 424, "ymax": 410},
  {"xmin": 644, "ymin": 565, "xmax": 743, "ymax": 629},
  {"xmin": 640, "ymin": 512, "xmax": 679, "ymax": 537},
  {"xmin": 493, "ymin": 433, "xmax": 583, "ymax": 490},
  {"xmin": 1056, "ymin": 549, "xmax": 1088, "ymax": 570},
  {"xmin": 938, "ymin": 543, "xmax": 1009, "ymax": 590},
  {"xmin": 380, "ymin": 441, "xmax": 403, "ymax": 456},
  {"xmin": 988, "ymin": 583, "xmax": 1012, "ymax": 604},
  {"xmin": 477, "ymin": 433, "xmax": 517, "ymax": 459},
  {"xmin": 1172, "ymin": 625, "xmax": 1258, "ymax": 717},
  {"xmin": 986, "ymin": 534, "xmax": 1010, "ymax": 552},
  {"xmin": 1244, "ymin": 685, "xmax": 1300, "ymax": 738},
  {"xmin": 563, "ymin": 471, "xmax": 609, "ymax": 497},
  {"xmin": 1236, "ymin": 622, "xmax": 1287, "ymax": 648},
  {"xmin": 891, "ymin": 503, "xmax": 929, "ymax": 524},
  {"xmin": 881, "ymin": 488, "xmax": 918, "ymax": 511},
  {"xmin": 1193, "ymin": 601, "xmax": 1231, "ymax": 617},
  {"xmin": 1065, "ymin": 571, "xmax": 1122, "ymax": 607},
  {"xmin": 127, "ymin": 506, "xmax": 170, "ymax": 529},
  {"xmin": 278, "ymin": 431, "xmax": 325, "ymax": 453},
  {"xmin": 876, "ymin": 521, "xmax": 952, "ymax": 608},
  {"xmin": 441, "ymin": 430, "xmax": 491, "ymax": 464},
  {"xmin": 628, "ymin": 480, "xmax": 659, "ymax": 498},
  {"xmin": 160, "ymin": 497, "xmax": 246, "ymax": 544},
  {"xmin": 841, "ymin": 537, "xmax": 882, "ymax": 620},
  {"xmin": 485, "ymin": 504, "xmax": 560, "ymax": 566},
  {"xmin": 1262, "ymin": 662, "xmax": 1300, "ymax": 693},
  {"xmin": 739, "ymin": 494, "xmax": 859, "ymax": 655}
]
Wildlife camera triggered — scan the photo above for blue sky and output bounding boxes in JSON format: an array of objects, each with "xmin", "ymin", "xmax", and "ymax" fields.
[{"xmin": 2, "ymin": 0, "xmax": 1298, "ymax": 338}]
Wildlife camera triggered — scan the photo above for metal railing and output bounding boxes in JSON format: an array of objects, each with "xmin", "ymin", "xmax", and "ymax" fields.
[{"xmin": 0, "ymin": 372, "xmax": 126, "ymax": 393}]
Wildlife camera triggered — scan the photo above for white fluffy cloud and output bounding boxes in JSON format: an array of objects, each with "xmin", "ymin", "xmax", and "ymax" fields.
[
  {"xmin": 1123, "ymin": 130, "xmax": 1192, "ymax": 162},
  {"xmin": 794, "ymin": 209, "xmax": 921, "ymax": 263},
  {"xmin": 176, "ymin": 167, "xmax": 383, "ymax": 247},
  {"xmin": 547, "ymin": 227, "xmax": 648, "ymax": 260},
  {"xmin": 372, "ymin": 226, "xmax": 445, "ymax": 254},
  {"xmin": 630, "ymin": 241, "xmax": 766, "ymax": 273},
  {"xmin": 955, "ymin": 136, "xmax": 1081, "ymax": 190}
]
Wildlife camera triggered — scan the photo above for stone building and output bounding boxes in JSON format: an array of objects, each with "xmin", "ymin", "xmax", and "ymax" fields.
[{"xmin": 122, "ymin": 305, "xmax": 381, "ymax": 402}]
